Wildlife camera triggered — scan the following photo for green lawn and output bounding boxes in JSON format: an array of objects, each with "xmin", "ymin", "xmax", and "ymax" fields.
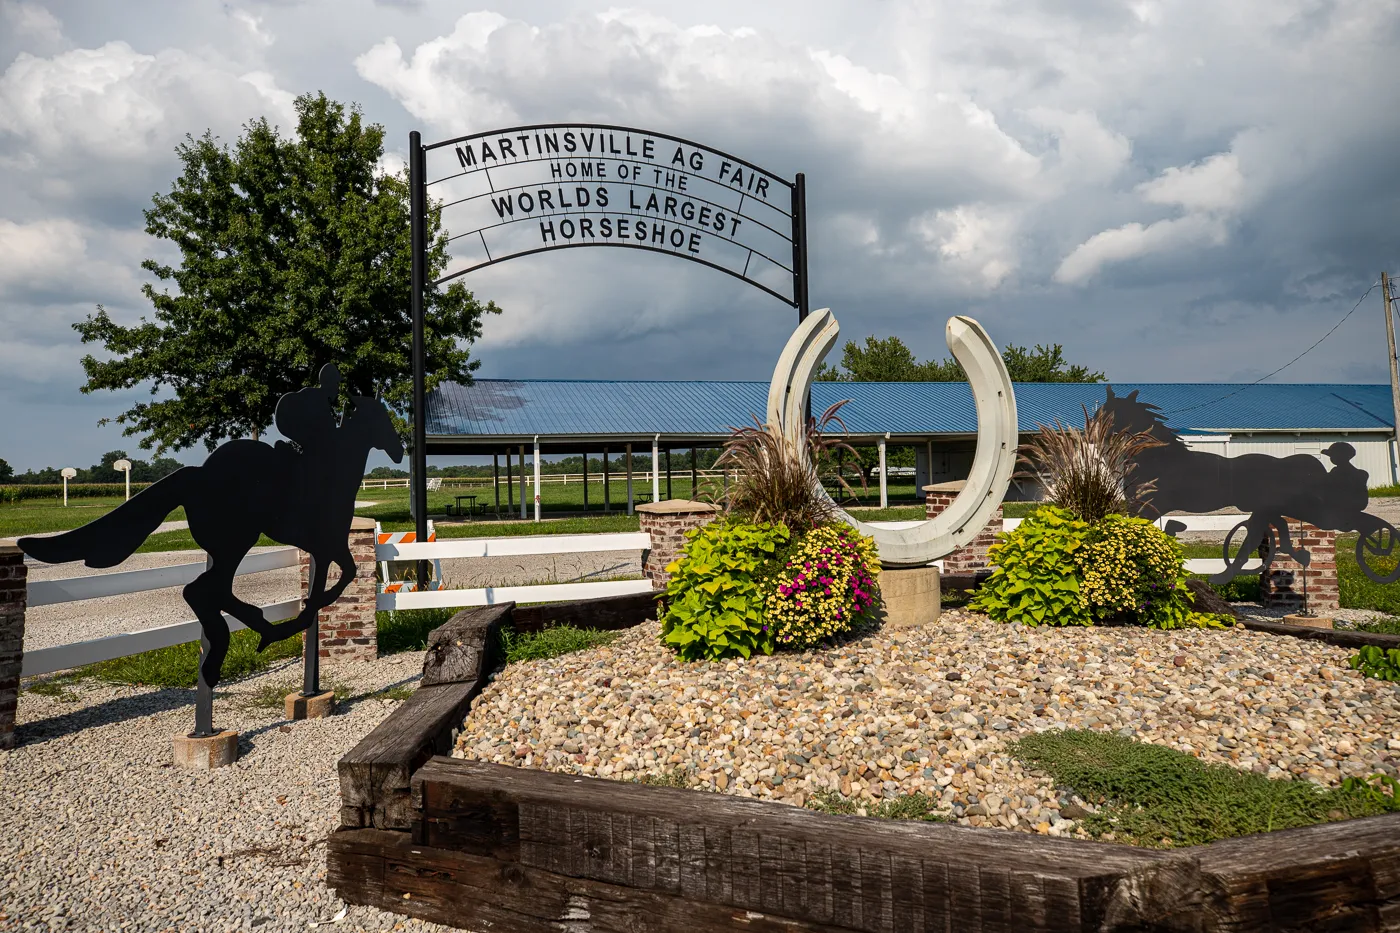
[{"xmin": 0, "ymin": 497, "xmax": 187, "ymax": 538}]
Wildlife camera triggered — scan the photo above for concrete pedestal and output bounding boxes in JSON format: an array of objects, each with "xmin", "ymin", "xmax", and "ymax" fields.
[
  {"xmin": 1282, "ymin": 613, "xmax": 1334, "ymax": 630},
  {"xmin": 285, "ymin": 690, "xmax": 336, "ymax": 720},
  {"xmin": 881, "ymin": 565, "xmax": 941, "ymax": 629},
  {"xmin": 173, "ymin": 731, "xmax": 239, "ymax": 769}
]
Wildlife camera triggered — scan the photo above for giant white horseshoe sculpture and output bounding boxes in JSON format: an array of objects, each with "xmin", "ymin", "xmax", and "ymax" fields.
[{"xmin": 766, "ymin": 308, "xmax": 1019, "ymax": 567}]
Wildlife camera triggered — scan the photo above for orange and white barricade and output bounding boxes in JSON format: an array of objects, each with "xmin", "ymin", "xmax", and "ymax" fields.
[{"xmin": 376, "ymin": 521, "xmax": 443, "ymax": 592}]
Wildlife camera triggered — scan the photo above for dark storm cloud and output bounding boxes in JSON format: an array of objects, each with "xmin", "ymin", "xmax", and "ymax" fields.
[{"xmin": 1, "ymin": 0, "xmax": 1398, "ymax": 471}]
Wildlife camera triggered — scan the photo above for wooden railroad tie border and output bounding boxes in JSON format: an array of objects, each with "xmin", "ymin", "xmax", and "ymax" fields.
[{"xmin": 330, "ymin": 591, "xmax": 1400, "ymax": 931}]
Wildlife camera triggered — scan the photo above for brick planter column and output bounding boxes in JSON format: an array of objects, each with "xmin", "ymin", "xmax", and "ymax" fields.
[
  {"xmin": 0, "ymin": 546, "xmax": 26, "ymax": 750},
  {"xmin": 637, "ymin": 500, "xmax": 722, "ymax": 589},
  {"xmin": 1260, "ymin": 518, "xmax": 1339, "ymax": 614},
  {"xmin": 300, "ymin": 516, "xmax": 379, "ymax": 662},
  {"xmin": 923, "ymin": 480, "xmax": 1003, "ymax": 573}
]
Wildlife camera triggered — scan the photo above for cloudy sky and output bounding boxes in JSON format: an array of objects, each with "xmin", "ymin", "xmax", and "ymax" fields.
[{"xmin": 2, "ymin": 0, "xmax": 1398, "ymax": 470}]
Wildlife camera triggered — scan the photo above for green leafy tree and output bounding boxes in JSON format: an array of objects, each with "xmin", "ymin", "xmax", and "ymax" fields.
[
  {"xmin": 75, "ymin": 92, "xmax": 500, "ymax": 452},
  {"xmin": 816, "ymin": 335, "xmax": 1104, "ymax": 384},
  {"xmin": 0, "ymin": 458, "xmax": 11, "ymax": 482}
]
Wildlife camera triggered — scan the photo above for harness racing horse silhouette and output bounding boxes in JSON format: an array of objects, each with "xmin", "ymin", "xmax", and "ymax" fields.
[
  {"xmin": 1101, "ymin": 386, "xmax": 1400, "ymax": 585},
  {"xmin": 19, "ymin": 365, "xmax": 405, "ymax": 691}
]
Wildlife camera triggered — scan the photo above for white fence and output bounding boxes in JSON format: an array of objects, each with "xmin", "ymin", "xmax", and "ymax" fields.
[
  {"xmin": 1000, "ymin": 514, "xmax": 1261, "ymax": 574},
  {"xmin": 375, "ymin": 532, "xmax": 654, "ymax": 611},
  {"xmin": 22, "ymin": 549, "xmax": 301, "ymax": 677},
  {"xmin": 22, "ymin": 509, "xmax": 1261, "ymax": 676},
  {"xmin": 362, "ymin": 469, "xmax": 739, "ymax": 491}
]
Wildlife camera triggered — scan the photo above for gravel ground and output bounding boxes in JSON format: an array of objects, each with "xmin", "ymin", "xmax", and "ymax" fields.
[
  {"xmin": 23, "ymin": 549, "xmax": 300, "ymax": 652},
  {"xmin": 455, "ymin": 611, "xmax": 1400, "ymax": 837},
  {"xmin": 1, "ymin": 654, "xmax": 452, "ymax": 933}
]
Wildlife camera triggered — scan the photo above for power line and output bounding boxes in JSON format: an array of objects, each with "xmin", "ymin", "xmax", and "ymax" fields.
[{"xmin": 1164, "ymin": 277, "xmax": 1383, "ymax": 415}]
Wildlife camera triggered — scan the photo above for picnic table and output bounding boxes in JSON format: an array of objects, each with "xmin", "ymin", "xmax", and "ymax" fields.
[{"xmin": 454, "ymin": 494, "xmax": 479, "ymax": 520}]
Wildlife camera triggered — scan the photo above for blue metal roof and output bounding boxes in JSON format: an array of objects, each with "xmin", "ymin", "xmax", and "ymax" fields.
[{"xmin": 426, "ymin": 380, "xmax": 1395, "ymax": 440}]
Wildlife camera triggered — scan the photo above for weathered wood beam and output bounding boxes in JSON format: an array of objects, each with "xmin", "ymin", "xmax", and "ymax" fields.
[
  {"xmin": 339, "ymin": 604, "xmax": 510, "ymax": 829},
  {"xmin": 421, "ymin": 603, "xmax": 511, "ymax": 687},
  {"xmin": 1194, "ymin": 812, "xmax": 1400, "ymax": 929},
  {"xmin": 1238, "ymin": 618, "xmax": 1400, "ymax": 650},
  {"xmin": 396, "ymin": 757, "xmax": 1205, "ymax": 933},
  {"xmin": 510, "ymin": 591, "xmax": 659, "ymax": 633}
]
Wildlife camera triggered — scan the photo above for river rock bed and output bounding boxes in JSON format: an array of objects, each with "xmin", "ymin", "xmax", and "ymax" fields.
[{"xmin": 454, "ymin": 611, "xmax": 1400, "ymax": 836}]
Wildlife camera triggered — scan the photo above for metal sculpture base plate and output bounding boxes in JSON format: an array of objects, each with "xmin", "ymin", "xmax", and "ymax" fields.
[
  {"xmin": 285, "ymin": 690, "xmax": 336, "ymax": 720},
  {"xmin": 173, "ymin": 730, "xmax": 239, "ymax": 769},
  {"xmin": 1282, "ymin": 613, "xmax": 1334, "ymax": 630},
  {"xmin": 880, "ymin": 566, "xmax": 941, "ymax": 629}
]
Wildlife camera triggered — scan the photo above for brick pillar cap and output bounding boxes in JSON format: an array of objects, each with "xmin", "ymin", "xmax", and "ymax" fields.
[
  {"xmin": 635, "ymin": 499, "xmax": 722, "ymax": 515},
  {"xmin": 922, "ymin": 480, "xmax": 967, "ymax": 493},
  {"xmin": 350, "ymin": 516, "xmax": 377, "ymax": 530},
  {"xmin": 0, "ymin": 545, "xmax": 22, "ymax": 558}
]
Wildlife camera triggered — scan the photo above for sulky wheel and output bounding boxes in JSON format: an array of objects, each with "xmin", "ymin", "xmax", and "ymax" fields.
[
  {"xmin": 1222, "ymin": 520, "xmax": 1272, "ymax": 575},
  {"xmin": 1356, "ymin": 522, "xmax": 1400, "ymax": 584}
]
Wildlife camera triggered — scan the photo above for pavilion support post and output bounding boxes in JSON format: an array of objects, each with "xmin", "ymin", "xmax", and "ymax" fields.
[
  {"xmin": 493, "ymin": 454, "xmax": 500, "ymax": 517},
  {"xmin": 665, "ymin": 448, "xmax": 672, "ymax": 500},
  {"xmin": 583, "ymin": 452, "xmax": 589, "ymax": 510},
  {"xmin": 651, "ymin": 435, "xmax": 660, "ymax": 503},
  {"xmin": 519, "ymin": 445, "xmax": 527, "ymax": 520},
  {"xmin": 533, "ymin": 436, "xmax": 541, "ymax": 522},
  {"xmin": 691, "ymin": 447, "xmax": 698, "ymax": 498},
  {"xmin": 879, "ymin": 435, "xmax": 889, "ymax": 509},
  {"xmin": 626, "ymin": 444, "xmax": 635, "ymax": 516},
  {"xmin": 603, "ymin": 448, "xmax": 611, "ymax": 513},
  {"xmin": 925, "ymin": 440, "xmax": 933, "ymax": 501},
  {"xmin": 506, "ymin": 449, "xmax": 513, "ymax": 511}
]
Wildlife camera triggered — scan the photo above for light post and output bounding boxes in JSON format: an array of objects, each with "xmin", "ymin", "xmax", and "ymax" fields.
[
  {"xmin": 113, "ymin": 459, "xmax": 132, "ymax": 501},
  {"xmin": 60, "ymin": 467, "xmax": 76, "ymax": 506}
]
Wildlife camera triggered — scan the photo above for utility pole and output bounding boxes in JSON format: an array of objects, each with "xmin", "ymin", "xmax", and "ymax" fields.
[{"xmin": 1384, "ymin": 272, "xmax": 1399, "ymax": 485}]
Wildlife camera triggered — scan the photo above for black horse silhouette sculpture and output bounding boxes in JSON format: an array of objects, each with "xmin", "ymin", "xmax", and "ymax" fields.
[
  {"xmin": 1101, "ymin": 386, "xmax": 1399, "ymax": 585},
  {"xmin": 19, "ymin": 365, "xmax": 404, "ymax": 692}
]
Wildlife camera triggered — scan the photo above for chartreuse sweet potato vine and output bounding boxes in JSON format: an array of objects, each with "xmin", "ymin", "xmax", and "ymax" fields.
[
  {"xmin": 660, "ymin": 519, "xmax": 790, "ymax": 661},
  {"xmin": 971, "ymin": 507, "xmax": 1227, "ymax": 629}
]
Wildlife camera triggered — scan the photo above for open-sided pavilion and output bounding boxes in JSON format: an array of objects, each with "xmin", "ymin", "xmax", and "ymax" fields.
[{"xmin": 424, "ymin": 379, "xmax": 1399, "ymax": 520}]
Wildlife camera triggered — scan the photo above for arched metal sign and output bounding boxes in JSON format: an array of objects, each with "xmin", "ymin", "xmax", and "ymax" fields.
[{"xmin": 406, "ymin": 123, "xmax": 811, "ymax": 545}]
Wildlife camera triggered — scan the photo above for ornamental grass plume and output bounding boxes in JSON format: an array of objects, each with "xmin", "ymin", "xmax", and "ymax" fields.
[
  {"xmin": 1019, "ymin": 406, "xmax": 1161, "ymax": 524},
  {"xmin": 705, "ymin": 400, "xmax": 865, "ymax": 533}
]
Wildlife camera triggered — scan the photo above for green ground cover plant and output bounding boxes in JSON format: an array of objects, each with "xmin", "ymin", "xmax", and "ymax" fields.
[
  {"xmin": 805, "ymin": 790, "xmax": 946, "ymax": 821},
  {"xmin": 1012, "ymin": 729, "xmax": 1400, "ymax": 848},
  {"xmin": 500, "ymin": 625, "xmax": 620, "ymax": 663}
]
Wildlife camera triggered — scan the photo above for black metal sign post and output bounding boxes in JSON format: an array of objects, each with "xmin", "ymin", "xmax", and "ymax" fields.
[
  {"xmin": 792, "ymin": 172, "xmax": 810, "ymax": 324},
  {"xmin": 409, "ymin": 131, "xmax": 431, "ymax": 581},
  {"xmin": 405, "ymin": 124, "xmax": 809, "ymax": 531}
]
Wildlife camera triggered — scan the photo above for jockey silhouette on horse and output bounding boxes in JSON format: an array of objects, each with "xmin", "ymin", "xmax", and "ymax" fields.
[{"xmin": 20, "ymin": 364, "xmax": 404, "ymax": 691}]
